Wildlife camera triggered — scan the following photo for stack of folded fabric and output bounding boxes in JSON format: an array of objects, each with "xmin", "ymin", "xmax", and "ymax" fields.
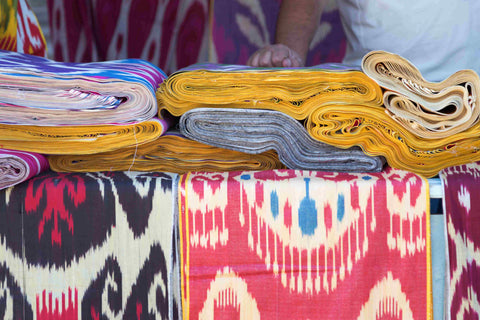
[
  {"xmin": 158, "ymin": 63, "xmax": 386, "ymax": 173},
  {"xmin": 0, "ymin": 3, "xmax": 51, "ymax": 189},
  {"xmin": 48, "ymin": 131, "xmax": 284, "ymax": 173},
  {"xmin": 159, "ymin": 56, "xmax": 480, "ymax": 177},
  {"xmin": 0, "ymin": 50, "xmax": 169, "ymax": 155},
  {"xmin": 325, "ymin": 50, "xmax": 480, "ymax": 177},
  {"xmin": 179, "ymin": 107, "xmax": 385, "ymax": 172},
  {"xmin": 158, "ymin": 63, "xmax": 383, "ymax": 119},
  {"xmin": 0, "ymin": 149, "xmax": 49, "ymax": 190}
]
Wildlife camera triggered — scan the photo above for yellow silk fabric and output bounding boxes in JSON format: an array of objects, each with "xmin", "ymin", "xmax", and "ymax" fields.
[
  {"xmin": 48, "ymin": 134, "xmax": 284, "ymax": 173},
  {"xmin": 158, "ymin": 62, "xmax": 480, "ymax": 177},
  {"xmin": 158, "ymin": 67, "xmax": 383, "ymax": 119},
  {"xmin": 0, "ymin": 120, "xmax": 164, "ymax": 154}
]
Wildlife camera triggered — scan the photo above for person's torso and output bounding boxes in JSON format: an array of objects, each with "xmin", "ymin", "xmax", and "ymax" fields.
[{"xmin": 337, "ymin": 0, "xmax": 480, "ymax": 82}]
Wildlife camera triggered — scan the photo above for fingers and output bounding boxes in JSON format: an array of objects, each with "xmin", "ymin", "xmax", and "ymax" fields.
[
  {"xmin": 247, "ymin": 44, "xmax": 304, "ymax": 68},
  {"xmin": 271, "ymin": 45, "xmax": 291, "ymax": 66}
]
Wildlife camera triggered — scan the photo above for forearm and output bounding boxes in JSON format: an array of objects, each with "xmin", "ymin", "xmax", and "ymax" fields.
[{"xmin": 275, "ymin": 0, "xmax": 325, "ymax": 63}]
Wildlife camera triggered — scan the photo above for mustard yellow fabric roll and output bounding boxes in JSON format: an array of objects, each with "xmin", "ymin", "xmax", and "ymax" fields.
[
  {"xmin": 0, "ymin": 118, "xmax": 166, "ymax": 154},
  {"xmin": 48, "ymin": 132, "xmax": 284, "ymax": 173},
  {"xmin": 158, "ymin": 61, "xmax": 480, "ymax": 177},
  {"xmin": 157, "ymin": 64, "xmax": 383, "ymax": 120},
  {"xmin": 305, "ymin": 51, "xmax": 480, "ymax": 177}
]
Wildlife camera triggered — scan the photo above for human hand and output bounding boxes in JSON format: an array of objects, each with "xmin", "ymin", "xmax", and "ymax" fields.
[{"xmin": 247, "ymin": 44, "xmax": 304, "ymax": 68}]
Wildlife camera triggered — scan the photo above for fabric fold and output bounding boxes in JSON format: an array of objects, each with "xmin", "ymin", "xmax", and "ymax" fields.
[
  {"xmin": 157, "ymin": 63, "xmax": 383, "ymax": 120},
  {"xmin": 362, "ymin": 50, "xmax": 480, "ymax": 138},
  {"xmin": 158, "ymin": 59, "xmax": 480, "ymax": 177},
  {"xmin": 0, "ymin": 118, "xmax": 169, "ymax": 154},
  {"xmin": 0, "ymin": 149, "xmax": 49, "ymax": 190},
  {"xmin": 179, "ymin": 107, "xmax": 385, "ymax": 172},
  {"xmin": 48, "ymin": 131, "xmax": 284, "ymax": 173},
  {"xmin": 0, "ymin": 50, "xmax": 166, "ymax": 126}
]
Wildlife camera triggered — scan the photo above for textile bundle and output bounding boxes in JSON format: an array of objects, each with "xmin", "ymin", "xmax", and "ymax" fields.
[
  {"xmin": 0, "ymin": 118, "xmax": 168, "ymax": 154},
  {"xmin": 440, "ymin": 163, "xmax": 480, "ymax": 319},
  {"xmin": 0, "ymin": 149, "xmax": 49, "ymax": 190},
  {"xmin": 322, "ymin": 50, "xmax": 480, "ymax": 177},
  {"xmin": 0, "ymin": 50, "xmax": 166, "ymax": 126},
  {"xmin": 179, "ymin": 168, "xmax": 432, "ymax": 319},
  {"xmin": 0, "ymin": 171, "xmax": 181, "ymax": 319},
  {"xmin": 157, "ymin": 63, "xmax": 383, "ymax": 120},
  {"xmin": 48, "ymin": 131, "xmax": 284, "ymax": 173},
  {"xmin": 179, "ymin": 107, "xmax": 385, "ymax": 172}
]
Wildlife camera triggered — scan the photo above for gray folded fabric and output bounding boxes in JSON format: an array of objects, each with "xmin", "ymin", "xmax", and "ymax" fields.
[{"xmin": 179, "ymin": 108, "xmax": 386, "ymax": 172}]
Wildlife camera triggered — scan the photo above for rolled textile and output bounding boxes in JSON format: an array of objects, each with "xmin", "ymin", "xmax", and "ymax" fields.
[
  {"xmin": 157, "ymin": 63, "xmax": 383, "ymax": 119},
  {"xmin": 0, "ymin": 49, "xmax": 166, "ymax": 125},
  {"xmin": 0, "ymin": 118, "xmax": 168, "ymax": 154},
  {"xmin": 179, "ymin": 107, "xmax": 386, "ymax": 172},
  {"xmin": 439, "ymin": 163, "xmax": 480, "ymax": 320},
  {"xmin": 305, "ymin": 51, "xmax": 480, "ymax": 177},
  {"xmin": 0, "ymin": 149, "xmax": 49, "ymax": 190},
  {"xmin": 362, "ymin": 50, "xmax": 480, "ymax": 139},
  {"xmin": 179, "ymin": 168, "xmax": 432, "ymax": 319},
  {"xmin": 48, "ymin": 131, "xmax": 284, "ymax": 173}
]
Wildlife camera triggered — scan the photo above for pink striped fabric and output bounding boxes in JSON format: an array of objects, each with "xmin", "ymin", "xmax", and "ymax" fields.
[{"xmin": 0, "ymin": 148, "xmax": 49, "ymax": 190}]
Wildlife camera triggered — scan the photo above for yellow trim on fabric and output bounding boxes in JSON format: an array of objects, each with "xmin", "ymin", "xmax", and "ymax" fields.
[
  {"xmin": 178, "ymin": 173, "xmax": 191, "ymax": 320},
  {"xmin": 425, "ymin": 179, "xmax": 433, "ymax": 320}
]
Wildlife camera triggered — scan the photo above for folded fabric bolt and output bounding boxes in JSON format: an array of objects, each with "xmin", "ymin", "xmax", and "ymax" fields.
[
  {"xmin": 0, "ymin": 49, "xmax": 166, "ymax": 125},
  {"xmin": 363, "ymin": 50, "xmax": 480, "ymax": 139},
  {"xmin": 48, "ymin": 131, "xmax": 284, "ymax": 173},
  {"xmin": 0, "ymin": 149, "xmax": 49, "ymax": 190},
  {"xmin": 440, "ymin": 163, "xmax": 480, "ymax": 320},
  {"xmin": 157, "ymin": 63, "xmax": 383, "ymax": 119},
  {"xmin": 179, "ymin": 168, "xmax": 432, "ymax": 319},
  {"xmin": 305, "ymin": 51, "xmax": 480, "ymax": 177},
  {"xmin": 0, "ymin": 118, "xmax": 168, "ymax": 154},
  {"xmin": 179, "ymin": 107, "xmax": 385, "ymax": 172}
]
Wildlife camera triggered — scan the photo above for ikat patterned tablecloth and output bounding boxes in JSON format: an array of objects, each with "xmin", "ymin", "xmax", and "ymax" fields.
[
  {"xmin": 0, "ymin": 171, "xmax": 181, "ymax": 319},
  {"xmin": 179, "ymin": 168, "xmax": 432, "ymax": 319},
  {"xmin": 440, "ymin": 163, "xmax": 480, "ymax": 320}
]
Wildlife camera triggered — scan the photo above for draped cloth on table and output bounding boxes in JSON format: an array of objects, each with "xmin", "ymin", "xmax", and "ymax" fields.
[
  {"xmin": 0, "ymin": 118, "xmax": 169, "ymax": 154},
  {"xmin": 48, "ymin": 131, "xmax": 284, "ymax": 173},
  {"xmin": 440, "ymin": 163, "xmax": 480, "ymax": 320},
  {"xmin": 0, "ymin": 49, "xmax": 166, "ymax": 126},
  {"xmin": 178, "ymin": 168, "xmax": 432, "ymax": 319},
  {"xmin": 0, "ymin": 171, "xmax": 181, "ymax": 319},
  {"xmin": 0, "ymin": 148, "xmax": 49, "ymax": 190},
  {"xmin": 179, "ymin": 107, "xmax": 385, "ymax": 172}
]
